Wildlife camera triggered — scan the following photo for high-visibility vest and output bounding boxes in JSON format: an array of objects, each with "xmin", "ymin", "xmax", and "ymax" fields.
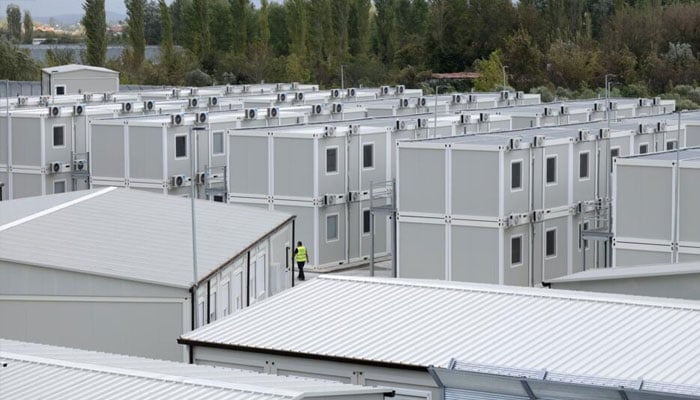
[{"xmin": 295, "ymin": 246, "xmax": 308, "ymax": 262}]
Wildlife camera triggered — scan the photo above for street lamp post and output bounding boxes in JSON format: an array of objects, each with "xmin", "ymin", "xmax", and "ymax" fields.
[
  {"xmin": 502, "ymin": 65, "xmax": 509, "ymax": 89},
  {"xmin": 340, "ymin": 65, "xmax": 345, "ymax": 91},
  {"xmin": 605, "ymin": 74, "xmax": 615, "ymax": 127},
  {"xmin": 434, "ymin": 85, "xmax": 448, "ymax": 138},
  {"xmin": 190, "ymin": 126, "xmax": 206, "ymax": 329}
]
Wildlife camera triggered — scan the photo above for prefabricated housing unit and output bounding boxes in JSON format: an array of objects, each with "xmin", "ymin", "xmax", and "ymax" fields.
[
  {"xmin": 0, "ymin": 188, "xmax": 294, "ymax": 361},
  {"xmin": 41, "ymin": 64, "xmax": 120, "ymax": 96},
  {"xmin": 0, "ymin": 339, "xmax": 392, "ymax": 400},
  {"xmin": 179, "ymin": 275, "xmax": 700, "ymax": 400},
  {"xmin": 613, "ymin": 146, "xmax": 700, "ymax": 266},
  {"xmin": 396, "ymin": 115, "xmax": 688, "ymax": 286}
]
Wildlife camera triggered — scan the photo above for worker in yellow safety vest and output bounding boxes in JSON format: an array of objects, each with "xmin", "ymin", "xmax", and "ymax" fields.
[{"xmin": 293, "ymin": 241, "xmax": 309, "ymax": 281}]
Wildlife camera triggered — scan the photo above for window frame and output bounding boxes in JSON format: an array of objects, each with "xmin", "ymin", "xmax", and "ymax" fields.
[
  {"xmin": 55, "ymin": 85, "xmax": 66, "ymax": 96},
  {"xmin": 666, "ymin": 139, "xmax": 678, "ymax": 151},
  {"xmin": 212, "ymin": 131, "xmax": 225, "ymax": 156},
  {"xmin": 325, "ymin": 145, "xmax": 339, "ymax": 175},
  {"xmin": 510, "ymin": 159, "xmax": 523, "ymax": 192},
  {"xmin": 510, "ymin": 234, "xmax": 523, "ymax": 267},
  {"xmin": 610, "ymin": 146, "xmax": 620, "ymax": 172},
  {"xmin": 208, "ymin": 285, "xmax": 217, "ymax": 323},
  {"xmin": 362, "ymin": 208, "xmax": 371, "ymax": 236},
  {"xmin": 639, "ymin": 143, "xmax": 649, "ymax": 154},
  {"xmin": 545, "ymin": 228, "xmax": 557, "ymax": 259},
  {"xmin": 325, "ymin": 213, "xmax": 340, "ymax": 242},
  {"xmin": 220, "ymin": 278, "xmax": 230, "ymax": 317},
  {"xmin": 545, "ymin": 155, "xmax": 558, "ymax": 186},
  {"xmin": 52, "ymin": 124, "xmax": 66, "ymax": 148},
  {"xmin": 175, "ymin": 134, "xmax": 188, "ymax": 159},
  {"xmin": 53, "ymin": 179, "xmax": 66, "ymax": 194},
  {"xmin": 362, "ymin": 142, "xmax": 375, "ymax": 170},
  {"xmin": 578, "ymin": 151, "xmax": 590, "ymax": 180}
]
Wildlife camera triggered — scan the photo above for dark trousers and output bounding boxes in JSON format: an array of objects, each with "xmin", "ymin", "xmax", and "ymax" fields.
[{"xmin": 296, "ymin": 261, "xmax": 305, "ymax": 280}]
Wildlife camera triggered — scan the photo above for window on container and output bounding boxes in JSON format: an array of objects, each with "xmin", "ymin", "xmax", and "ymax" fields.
[
  {"xmin": 209, "ymin": 290, "xmax": 217, "ymax": 322},
  {"xmin": 197, "ymin": 298, "xmax": 205, "ymax": 327},
  {"xmin": 326, "ymin": 147, "xmax": 338, "ymax": 174},
  {"xmin": 256, "ymin": 254, "xmax": 266, "ymax": 298},
  {"xmin": 221, "ymin": 280, "xmax": 230, "ymax": 316},
  {"xmin": 55, "ymin": 85, "xmax": 65, "ymax": 96},
  {"xmin": 546, "ymin": 155, "xmax": 557, "ymax": 184},
  {"xmin": 511, "ymin": 235, "xmax": 522, "ymax": 266},
  {"xmin": 511, "ymin": 160, "xmax": 522, "ymax": 190},
  {"xmin": 363, "ymin": 143, "xmax": 374, "ymax": 169},
  {"xmin": 666, "ymin": 140, "xmax": 677, "ymax": 150},
  {"xmin": 326, "ymin": 214, "xmax": 339, "ymax": 242},
  {"xmin": 639, "ymin": 143, "xmax": 649, "ymax": 154},
  {"xmin": 213, "ymin": 195, "xmax": 224, "ymax": 203},
  {"xmin": 212, "ymin": 131, "xmax": 224, "ymax": 155},
  {"xmin": 249, "ymin": 258, "xmax": 257, "ymax": 301},
  {"xmin": 363, "ymin": 209, "xmax": 371, "ymax": 234},
  {"xmin": 53, "ymin": 180, "xmax": 66, "ymax": 194},
  {"xmin": 53, "ymin": 125, "xmax": 65, "ymax": 147},
  {"xmin": 546, "ymin": 228, "xmax": 557, "ymax": 258},
  {"xmin": 579, "ymin": 152, "xmax": 590, "ymax": 179},
  {"xmin": 175, "ymin": 135, "xmax": 187, "ymax": 158},
  {"xmin": 610, "ymin": 148, "xmax": 619, "ymax": 172}
]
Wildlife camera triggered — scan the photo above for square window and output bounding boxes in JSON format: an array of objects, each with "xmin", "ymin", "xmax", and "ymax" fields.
[
  {"xmin": 326, "ymin": 214, "xmax": 339, "ymax": 241},
  {"xmin": 213, "ymin": 195, "xmax": 224, "ymax": 203},
  {"xmin": 610, "ymin": 148, "xmax": 619, "ymax": 172},
  {"xmin": 326, "ymin": 147, "xmax": 338, "ymax": 174},
  {"xmin": 53, "ymin": 180, "xmax": 66, "ymax": 194},
  {"xmin": 363, "ymin": 209, "xmax": 371, "ymax": 234},
  {"xmin": 511, "ymin": 161, "xmax": 522, "ymax": 190},
  {"xmin": 175, "ymin": 135, "xmax": 187, "ymax": 158},
  {"xmin": 546, "ymin": 228, "xmax": 557, "ymax": 258},
  {"xmin": 55, "ymin": 86, "xmax": 65, "ymax": 95},
  {"xmin": 546, "ymin": 156, "xmax": 557, "ymax": 184},
  {"xmin": 511, "ymin": 236, "xmax": 522, "ymax": 266},
  {"xmin": 666, "ymin": 140, "xmax": 677, "ymax": 150},
  {"xmin": 213, "ymin": 131, "xmax": 224, "ymax": 155},
  {"xmin": 363, "ymin": 143, "xmax": 374, "ymax": 169},
  {"xmin": 53, "ymin": 126, "xmax": 65, "ymax": 147},
  {"xmin": 639, "ymin": 144, "xmax": 649, "ymax": 154},
  {"xmin": 579, "ymin": 152, "xmax": 589, "ymax": 179}
]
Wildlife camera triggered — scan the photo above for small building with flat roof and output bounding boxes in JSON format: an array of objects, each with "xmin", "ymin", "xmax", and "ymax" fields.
[{"xmin": 41, "ymin": 64, "xmax": 120, "ymax": 96}]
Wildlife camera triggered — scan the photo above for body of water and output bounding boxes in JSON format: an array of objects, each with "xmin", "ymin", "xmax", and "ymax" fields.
[{"xmin": 19, "ymin": 44, "xmax": 162, "ymax": 63}]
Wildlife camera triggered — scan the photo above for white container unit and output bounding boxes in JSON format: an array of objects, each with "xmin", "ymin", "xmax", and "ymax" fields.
[
  {"xmin": 396, "ymin": 116, "xmax": 687, "ymax": 286},
  {"xmin": 228, "ymin": 124, "xmax": 392, "ymax": 269},
  {"xmin": 613, "ymin": 147, "xmax": 700, "ymax": 266}
]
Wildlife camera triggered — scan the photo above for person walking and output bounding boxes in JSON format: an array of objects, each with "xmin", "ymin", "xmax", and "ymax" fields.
[{"xmin": 293, "ymin": 241, "xmax": 309, "ymax": 281}]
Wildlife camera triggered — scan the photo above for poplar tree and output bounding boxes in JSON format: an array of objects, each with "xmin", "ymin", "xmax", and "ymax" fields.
[
  {"xmin": 6, "ymin": 5, "xmax": 21, "ymax": 42},
  {"xmin": 82, "ymin": 0, "xmax": 107, "ymax": 66},
  {"xmin": 126, "ymin": 0, "xmax": 147, "ymax": 72},
  {"xmin": 22, "ymin": 10, "xmax": 33, "ymax": 44}
]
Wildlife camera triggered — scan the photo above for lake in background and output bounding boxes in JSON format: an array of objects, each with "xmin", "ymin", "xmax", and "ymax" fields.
[{"xmin": 19, "ymin": 45, "xmax": 162, "ymax": 63}]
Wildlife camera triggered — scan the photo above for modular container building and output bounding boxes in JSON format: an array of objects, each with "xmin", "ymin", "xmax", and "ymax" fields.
[
  {"xmin": 396, "ymin": 114, "xmax": 691, "ymax": 286},
  {"xmin": 613, "ymin": 146, "xmax": 700, "ymax": 266},
  {"xmin": 0, "ymin": 188, "xmax": 294, "ymax": 361},
  {"xmin": 547, "ymin": 261, "xmax": 700, "ymax": 300},
  {"xmin": 179, "ymin": 275, "xmax": 700, "ymax": 400},
  {"xmin": 0, "ymin": 339, "xmax": 392, "ymax": 400},
  {"xmin": 41, "ymin": 64, "xmax": 120, "ymax": 96}
]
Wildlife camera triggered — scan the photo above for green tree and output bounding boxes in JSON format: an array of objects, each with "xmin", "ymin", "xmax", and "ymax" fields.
[
  {"xmin": 144, "ymin": 1, "xmax": 162, "ymax": 45},
  {"xmin": 230, "ymin": 0, "xmax": 248, "ymax": 55},
  {"xmin": 211, "ymin": 0, "xmax": 234, "ymax": 52},
  {"xmin": 45, "ymin": 47, "xmax": 76, "ymax": 66},
  {"xmin": 373, "ymin": 0, "xmax": 397, "ymax": 65},
  {"xmin": 501, "ymin": 28, "xmax": 545, "ymax": 90},
  {"xmin": 125, "ymin": 0, "xmax": 146, "ymax": 73},
  {"xmin": 348, "ymin": 0, "xmax": 370, "ymax": 57},
  {"xmin": 191, "ymin": 0, "xmax": 211, "ymax": 62},
  {"xmin": 286, "ymin": 0, "xmax": 307, "ymax": 58},
  {"xmin": 159, "ymin": 0, "xmax": 176, "ymax": 78},
  {"xmin": 82, "ymin": 0, "xmax": 107, "ymax": 66},
  {"xmin": 473, "ymin": 50, "xmax": 504, "ymax": 91},
  {"xmin": 259, "ymin": 0, "xmax": 270, "ymax": 48},
  {"xmin": 0, "ymin": 38, "xmax": 38, "ymax": 80},
  {"xmin": 268, "ymin": 2, "xmax": 288, "ymax": 56},
  {"xmin": 22, "ymin": 10, "xmax": 32, "ymax": 44},
  {"xmin": 6, "ymin": 5, "xmax": 21, "ymax": 42}
]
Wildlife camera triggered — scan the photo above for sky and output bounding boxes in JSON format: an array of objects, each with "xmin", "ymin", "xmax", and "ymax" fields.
[{"xmin": 4, "ymin": 0, "xmax": 175, "ymax": 18}]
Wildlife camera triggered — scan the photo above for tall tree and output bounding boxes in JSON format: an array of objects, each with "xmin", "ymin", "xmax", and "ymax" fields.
[
  {"xmin": 259, "ymin": 0, "xmax": 270, "ymax": 48},
  {"xmin": 144, "ymin": 1, "xmax": 162, "ymax": 45},
  {"xmin": 6, "ymin": 5, "xmax": 21, "ymax": 42},
  {"xmin": 286, "ymin": 0, "xmax": 307, "ymax": 58},
  {"xmin": 374, "ymin": 0, "xmax": 397, "ymax": 65},
  {"xmin": 82, "ymin": 0, "xmax": 107, "ymax": 66},
  {"xmin": 348, "ymin": 0, "xmax": 370, "ymax": 57},
  {"xmin": 126, "ymin": 0, "xmax": 146, "ymax": 72},
  {"xmin": 158, "ymin": 0, "xmax": 175, "ymax": 77},
  {"xmin": 22, "ymin": 10, "xmax": 32, "ymax": 44},
  {"xmin": 230, "ymin": 0, "xmax": 248, "ymax": 55},
  {"xmin": 191, "ymin": 0, "xmax": 211, "ymax": 61}
]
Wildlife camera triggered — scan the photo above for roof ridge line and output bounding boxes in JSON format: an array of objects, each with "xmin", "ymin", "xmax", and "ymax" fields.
[
  {"xmin": 0, "ymin": 187, "xmax": 116, "ymax": 233},
  {"xmin": 0, "ymin": 352, "xmax": 299, "ymax": 398}
]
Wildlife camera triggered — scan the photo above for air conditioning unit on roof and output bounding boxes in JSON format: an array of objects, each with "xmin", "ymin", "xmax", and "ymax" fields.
[
  {"xmin": 245, "ymin": 108, "xmax": 257, "ymax": 119},
  {"xmin": 532, "ymin": 135, "xmax": 545, "ymax": 147},
  {"xmin": 323, "ymin": 126, "xmax": 336, "ymax": 137},
  {"xmin": 347, "ymin": 88, "xmax": 357, "ymax": 97},
  {"xmin": 144, "ymin": 100, "xmax": 155, "ymax": 111},
  {"xmin": 330, "ymin": 89, "xmax": 341, "ymax": 98},
  {"xmin": 395, "ymin": 85, "xmax": 405, "ymax": 95},
  {"xmin": 332, "ymin": 103, "xmax": 343, "ymax": 113},
  {"xmin": 171, "ymin": 113, "xmax": 185, "ymax": 125},
  {"xmin": 277, "ymin": 92, "xmax": 288, "ymax": 102},
  {"xmin": 416, "ymin": 97, "xmax": 427, "ymax": 107},
  {"xmin": 311, "ymin": 104, "xmax": 323, "ymax": 114},
  {"xmin": 399, "ymin": 98, "xmax": 409, "ymax": 108},
  {"xmin": 508, "ymin": 137, "xmax": 522, "ymax": 150},
  {"xmin": 267, "ymin": 107, "xmax": 279, "ymax": 118},
  {"xmin": 577, "ymin": 129, "xmax": 590, "ymax": 142},
  {"xmin": 195, "ymin": 111, "xmax": 208, "ymax": 124},
  {"xmin": 73, "ymin": 104, "xmax": 85, "ymax": 115},
  {"xmin": 479, "ymin": 112, "xmax": 490, "ymax": 122}
]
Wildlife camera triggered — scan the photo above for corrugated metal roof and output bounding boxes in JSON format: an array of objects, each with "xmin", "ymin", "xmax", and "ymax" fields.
[
  {"xmin": 623, "ymin": 146, "xmax": 700, "ymax": 162},
  {"xmin": 548, "ymin": 262, "xmax": 700, "ymax": 283},
  {"xmin": 181, "ymin": 275, "xmax": 700, "ymax": 390},
  {"xmin": 0, "ymin": 339, "xmax": 388, "ymax": 399},
  {"xmin": 42, "ymin": 64, "xmax": 119, "ymax": 75},
  {"xmin": 0, "ymin": 188, "xmax": 292, "ymax": 288},
  {"xmin": 0, "ymin": 190, "xmax": 97, "ymax": 226}
]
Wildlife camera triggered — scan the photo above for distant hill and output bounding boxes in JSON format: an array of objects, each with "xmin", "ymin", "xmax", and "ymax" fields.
[{"xmin": 34, "ymin": 11, "xmax": 126, "ymax": 26}]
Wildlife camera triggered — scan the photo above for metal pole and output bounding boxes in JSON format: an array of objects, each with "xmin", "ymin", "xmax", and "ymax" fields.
[
  {"xmin": 6, "ymin": 80, "xmax": 9, "ymax": 200},
  {"xmin": 340, "ymin": 65, "xmax": 345, "ymax": 91},
  {"xmin": 190, "ymin": 126, "xmax": 204, "ymax": 329},
  {"xmin": 502, "ymin": 65, "xmax": 508, "ymax": 88},
  {"xmin": 391, "ymin": 179, "xmax": 397, "ymax": 278},
  {"xmin": 369, "ymin": 181, "xmax": 374, "ymax": 276}
]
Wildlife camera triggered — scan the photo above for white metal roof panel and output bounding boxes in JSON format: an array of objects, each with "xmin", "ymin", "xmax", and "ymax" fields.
[
  {"xmin": 0, "ymin": 188, "xmax": 292, "ymax": 288},
  {"xmin": 0, "ymin": 339, "xmax": 388, "ymax": 398},
  {"xmin": 548, "ymin": 262, "xmax": 700, "ymax": 283},
  {"xmin": 42, "ymin": 64, "xmax": 119, "ymax": 75},
  {"xmin": 0, "ymin": 190, "xmax": 97, "ymax": 226},
  {"xmin": 181, "ymin": 275, "xmax": 700, "ymax": 390}
]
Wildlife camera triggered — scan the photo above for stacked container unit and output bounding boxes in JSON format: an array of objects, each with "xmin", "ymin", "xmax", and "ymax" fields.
[
  {"xmin": 227, "ymin": 124, "xmax": 392, "ymax": 269},
  {"xmin": 612, "ymin": 146, "xmax": 700, "ymax": 266},
  {"xmin": 396, "ymin": 116, "xmax": 686, "ymax": 286}
]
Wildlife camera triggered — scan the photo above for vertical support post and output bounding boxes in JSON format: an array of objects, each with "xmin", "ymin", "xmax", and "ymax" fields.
[
  {"xmin": 190, "ymin": 127, "xmax": 203, "ymax": 329},
  {"xmin": 391, "ymin": 179, "xmax": 397, "ymax": 278},
  {"xmin": 369, "ymin": 181, "xmax": 375, "ymax": 276}
]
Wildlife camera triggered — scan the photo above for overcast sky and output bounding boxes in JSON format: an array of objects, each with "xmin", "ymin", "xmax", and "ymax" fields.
[{"xmin": 8, "ymin": 0, "xmax": 175, "ymax": 17}]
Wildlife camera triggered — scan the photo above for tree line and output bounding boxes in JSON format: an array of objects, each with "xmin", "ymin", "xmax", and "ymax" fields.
[{"xmin": 2, "ymin": 0, "xmax": 700, "ymax": 108}]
